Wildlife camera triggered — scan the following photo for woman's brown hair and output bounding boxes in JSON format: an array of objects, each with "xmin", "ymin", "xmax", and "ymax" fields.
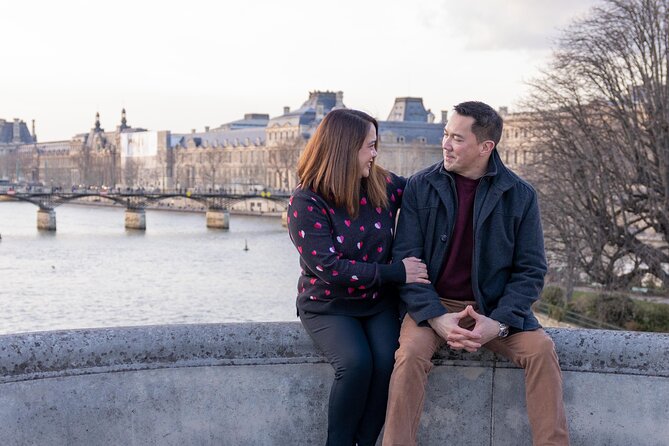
[{"xmin": 296, "ymin": 109, "xmax": 389, "ymax": 218}]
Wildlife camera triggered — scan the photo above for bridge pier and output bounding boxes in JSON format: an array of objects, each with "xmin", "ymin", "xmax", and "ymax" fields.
[
  {"xmin": 37, "ymin": 209, "xmax": 56, "ymax": 231},
  {"xmin": 125, "ymin": 209, "xmax": 146, "ymax": 230},
  {"xmin": 206, "ymin": 209, "xmax": 230, "ymax": 229}
]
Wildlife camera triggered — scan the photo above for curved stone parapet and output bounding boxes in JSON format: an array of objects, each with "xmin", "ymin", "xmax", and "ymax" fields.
[{"xmin": 0, "ymin": 323, "xmax": 667, "ymax": 445}]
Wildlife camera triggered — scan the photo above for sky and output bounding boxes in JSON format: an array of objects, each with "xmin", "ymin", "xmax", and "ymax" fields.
[{"xmin": 1, "ymin": 0, "xmax": 599, "ymax": 142}]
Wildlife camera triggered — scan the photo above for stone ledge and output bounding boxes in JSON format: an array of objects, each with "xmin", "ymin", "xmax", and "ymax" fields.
[{"xmin": 1, "ymin": 323, "xmax": 667, "ymax": 382}]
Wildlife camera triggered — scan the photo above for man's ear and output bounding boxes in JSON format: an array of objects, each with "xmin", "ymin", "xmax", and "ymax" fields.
[{"xmin": 480, "ymin": 140, "xmax": 495, "ymax": 156}]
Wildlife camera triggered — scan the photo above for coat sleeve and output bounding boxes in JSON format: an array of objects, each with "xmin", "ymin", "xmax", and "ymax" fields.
[
  {"xmin": 488, "ymin": 191, "xmax": 547, "ymax": 329},
  {"xmin": 392, "ymin": 177, "xmax": 447, "ymax": 325}
]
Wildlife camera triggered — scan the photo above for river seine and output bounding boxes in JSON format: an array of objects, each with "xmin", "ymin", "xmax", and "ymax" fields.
[{"xmin": 0, "ymin": 202, "xmax": 302, "ymax": 335}]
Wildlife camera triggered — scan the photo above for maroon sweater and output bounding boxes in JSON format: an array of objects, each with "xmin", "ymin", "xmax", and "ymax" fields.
[{"xmin": 435, "ymin": 174, "xmax": 480, "ymax": 300}]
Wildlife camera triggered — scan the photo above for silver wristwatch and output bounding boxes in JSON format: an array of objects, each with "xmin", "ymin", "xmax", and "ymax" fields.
[{"xmin": 497, "ymin": 322, "xmax": 509, "ymax": 338}]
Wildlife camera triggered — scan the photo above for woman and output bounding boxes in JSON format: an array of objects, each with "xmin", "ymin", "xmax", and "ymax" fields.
[{"xmin": 287, "ymin": 109, "xmax": 429, "ymax": 445}]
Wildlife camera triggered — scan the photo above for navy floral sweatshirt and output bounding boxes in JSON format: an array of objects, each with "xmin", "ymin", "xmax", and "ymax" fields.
[{"xmin": 287, "ymin": 173, "xmax": 407, "ymax": 317}]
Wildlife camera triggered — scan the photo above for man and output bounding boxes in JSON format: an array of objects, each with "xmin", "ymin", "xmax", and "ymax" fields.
[{"xmin": 383, "ymin": 101, "xmax": 569, "ymax": 446}]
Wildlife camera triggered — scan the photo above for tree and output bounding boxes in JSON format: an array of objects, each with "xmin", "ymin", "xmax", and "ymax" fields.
[
  {"xmin": 267, "ymin": 136, "xmax": 303, "ymax": 191},
  {"xmin": 524, "ymin": 0, "xmax": 669, "ymax": 291}
]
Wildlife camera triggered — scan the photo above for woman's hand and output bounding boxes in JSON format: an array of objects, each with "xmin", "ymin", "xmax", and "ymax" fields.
[{"xmin": 402, "ymin": 257, "xmax": 429, "ymax": 284}]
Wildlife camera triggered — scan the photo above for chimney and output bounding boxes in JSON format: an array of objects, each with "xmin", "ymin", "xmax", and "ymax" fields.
[
  {"xmin": 283, "ymin": 106, "xmax": 290, "ymax": 115},
  {"xmin": 191, "ymin": 129, "xmax": 196, "ymax": 134},
  {"xmin": 335, "ymin": 91, "xmax": 344, "ymax": 107},
  {"xmin": 12, "ymin": 119, "xmax": 21, "ymax": 143},
  {"xmin": 441, "ymin": 110, "xmax": 448, "ymax": 124},
  {"xmin": 498, "ymin": 106, "xmax": 508, "ymax": 117},
  {"xmin": 204, "ymin": 126, "xmax": 210, "ymax": 132}
]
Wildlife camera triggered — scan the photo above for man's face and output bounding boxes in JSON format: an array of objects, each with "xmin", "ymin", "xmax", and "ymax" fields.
[{"xmin": 442, "ymin": 112, "xmax": 490, "ymax": 179}]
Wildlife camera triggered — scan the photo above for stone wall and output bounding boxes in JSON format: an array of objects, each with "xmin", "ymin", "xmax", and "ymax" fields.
[{"xmin": 0, "ymin": 323, "xmax": 667, "ymax": 445}]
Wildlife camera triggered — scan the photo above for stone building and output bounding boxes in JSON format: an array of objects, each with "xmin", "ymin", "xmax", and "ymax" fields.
[{"xmin": 0, "ymin": 91, "xmax": 449, "ymax": 192}]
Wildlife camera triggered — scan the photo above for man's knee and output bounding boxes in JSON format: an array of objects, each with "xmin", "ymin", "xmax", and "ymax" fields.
[{"xmin": 394, "ymin": 337, "xmax": 435, "ymax": 371}]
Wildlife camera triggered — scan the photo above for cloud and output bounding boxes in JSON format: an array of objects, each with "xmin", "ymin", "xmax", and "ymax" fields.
[{"xmin": 428, "ymin": 0, "xmax": 600, "ymax": 51}]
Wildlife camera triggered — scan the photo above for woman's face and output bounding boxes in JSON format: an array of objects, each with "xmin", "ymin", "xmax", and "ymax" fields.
[{"xmin": 357, "ymin": 123, "xmax": 378, "ymax": 178}]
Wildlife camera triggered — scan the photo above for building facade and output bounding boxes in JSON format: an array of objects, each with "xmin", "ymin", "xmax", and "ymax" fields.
[{"xmin": 0, "ymin": 91, "xmax": 450, "ymax": 192}]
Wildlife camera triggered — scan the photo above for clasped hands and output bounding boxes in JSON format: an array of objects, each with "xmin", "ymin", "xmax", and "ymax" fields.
[{"xmin": 428, "ymin": 305, "xmax": 500, "ymax": 352}]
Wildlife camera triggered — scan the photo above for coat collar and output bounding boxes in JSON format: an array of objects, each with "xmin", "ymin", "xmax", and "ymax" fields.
[{"xmin": 425, "ymin": 149, "xmax": 516, "ymax": 191}]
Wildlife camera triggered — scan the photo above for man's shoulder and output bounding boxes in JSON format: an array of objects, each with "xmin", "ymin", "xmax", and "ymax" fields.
[
  {"xmin": 407, "ymin": 162, "xmax": 442, "ymax": 187},
  {"xmin": 495, "ymin": 161, "xmax": 538, "ymax": 199}
]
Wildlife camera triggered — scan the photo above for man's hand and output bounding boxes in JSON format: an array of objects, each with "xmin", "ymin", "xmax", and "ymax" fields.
[
  {"xmin": 466, "ymin": 306, "xmax": 503, "ymax": 346},
  {"xmin": 428, "ymin": 307, "xmax": 482, "ymax": 352}
]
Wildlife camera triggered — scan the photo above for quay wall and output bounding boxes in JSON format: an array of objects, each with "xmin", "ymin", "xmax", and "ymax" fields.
[{"xmin": 0, "ymin": 322, "xmax": 667, "ymax": 445}]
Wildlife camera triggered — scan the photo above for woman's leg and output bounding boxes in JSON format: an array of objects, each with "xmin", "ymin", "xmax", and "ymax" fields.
[
  {"xmin": 300, "ymin": 311, "xmax": 374, "ymax": 446},
  {"xmin": 354, "ymin": 306, "xmax": 401, "ymax": 446}
]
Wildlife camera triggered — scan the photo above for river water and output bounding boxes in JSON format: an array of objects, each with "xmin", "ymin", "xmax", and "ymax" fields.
[{"xmin": 0, "ymin": 202, "xmax": 302, "ymax": 335}]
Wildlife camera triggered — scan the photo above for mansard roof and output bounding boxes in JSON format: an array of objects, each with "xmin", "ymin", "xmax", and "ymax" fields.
[
  {"xmin": 0, "ymin": 119, "xmax": 33, "ymax": 144},
  {"xmin": 267, "ymin": 90, "xmax": 346, "ymax": 129}
]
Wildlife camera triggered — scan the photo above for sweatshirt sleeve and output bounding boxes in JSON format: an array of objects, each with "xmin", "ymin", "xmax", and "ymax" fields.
[{"xmin": 288, "ymin": 191, "xmax": 404, "ymax": 287}]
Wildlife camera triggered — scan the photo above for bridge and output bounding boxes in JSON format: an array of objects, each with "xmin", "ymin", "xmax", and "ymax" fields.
[{"xmin": 0, "ymin": 190, "xmax": 291, "ymax": 230}]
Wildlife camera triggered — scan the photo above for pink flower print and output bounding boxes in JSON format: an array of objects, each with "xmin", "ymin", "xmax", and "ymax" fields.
[
  {"xmin": 374, "ymin": 222, "xmax": 381, "ymax": 229},
  {"xmin": 289, "ymin": 197, "xmax": 294, "ymax": 205},
  {"xmin": 376, "ymin": 207, "xmax": 382, "ymax": 214},
  {"xmin": 311, "ymin": 196, "xmax": 317, "ymax": 201},
  {"xmin": 349, "ymin": 260, "xmax": 356, "ymax": 264},
  {"xmin": 358, "ymin": 285, "xmax": 366, "ymax": 290},
  {"xmin": 389, "ymin": 211, "xmax": 393, "ymax": 218},
  {"xmin": 307, "ymin": 205, "xmax": 313, "ymax": 212},
  {"xmin": 372, "ymin": 292, "xmax": 379, "ymax": 299},
  {"xmin": 298, "ymin": 230, "xmax": 306, "ymax": 238},
  {"xmin": 321, "ymin": 208, "xmax": 327, "ymax": 215},
  {"xmin": 391, "ymin": 193, "xmax": 396, "ymax": 202},
  {"xmin": 324, "ymin": 289, "xmax": 331, "ymax": 296},
  {"xmin": 287, "ymin": 216, "xmax": 291, "ymax": 224},
  {"xmin": 309, "ymin": 295, "xmax": 317, "ymax": 301},
  {"xmin": 316, "ymin": 265, "xmax": 324, "ymax": 271},
  {"xmin": 360, "ymin": 197, "xmax": 367, "ymax": 205},
  {"xmin": 351, "ymin": 275, "xmax": 359, "ymax": 282},
  {"xmin": 311, "ymin": 250, "xmax": 317, "ymax": 255},
  {"xmin": 310, "ymin": 278, "xmax": 317, "ymax": 285},
  {"xmin": 397, "ymin": 188, "xmax": 403, "ymax": 196},
  {"xmin": 329, "ymin": 246, "xmax": 336, "ymax": 253},
  {"xmin": 297, "ymin": 246, "xmax": 303, "ymax": 254},
  {"xmin": 362, "ymin": 293, "xmax": 367, "ymax": 298},
  {"xmin": 385, "ymin": 176, "xmax": 392, "ymax": 183},
  {"xmin": 347, "ymin": 287, "xmax": 355, "ymax": 294},
  {"xmin": 336, "ymin": 235, "xmax": 344, "ymax": 244},
  {"xmin": 359, "ymin": 226, "xmax": 365, "ymax": 232},
  {"xmin": 344, "ymin": 219, "xmax": 351, "ymax": 227},
  {"xmin": 293, "ymin": 210, "xmax": 298, "ymax": 218},
  {"xmin": 329, "ymin": 208, "xmax": 335, "ymax": 215},
  {"xmin": 377, "ymin": 246, "xmax": 383, "ymax": 253},
  {"xmin": 362, "ymin": 254, "xmax": 368, "ymax": 261},
  {"xmin": 313, "ymin": 222, "xmax": 322, "ymax": 229},
  {"xmin": 356, "ymin": 241, "xmax": 363, "ymax": 249},
  {"xmin": 332, "ymin": 270, "xmax": 339, "ymax": 276}
]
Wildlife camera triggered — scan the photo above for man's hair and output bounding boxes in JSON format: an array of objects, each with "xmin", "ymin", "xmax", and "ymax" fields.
[
  {"xmin": 453, "ymin": 101, "xmax": 503, "ymax": 147},
  {"xmin": 296, "ymin": 108, "xmax": 388, "ymax": 218}
]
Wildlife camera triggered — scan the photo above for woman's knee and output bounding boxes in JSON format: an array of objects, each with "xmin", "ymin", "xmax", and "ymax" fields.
[{"xmin": 332, "ymin": 348, "xmax": 373, "ymax": 380}]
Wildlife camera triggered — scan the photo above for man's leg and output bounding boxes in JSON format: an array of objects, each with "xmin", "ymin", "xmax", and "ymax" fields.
[
  {"xmin": 382, "ymin": 315, "xmax": 444, "ymax": 446},
  {"xmin": 486, "ymin": 330, "xmax": 570, "ymax": 446}
]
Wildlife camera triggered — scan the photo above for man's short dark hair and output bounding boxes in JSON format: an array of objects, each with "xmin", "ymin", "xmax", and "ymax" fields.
[{"xmin": 453, "ymin": 101, "xmax": 503, "ymax": 147}]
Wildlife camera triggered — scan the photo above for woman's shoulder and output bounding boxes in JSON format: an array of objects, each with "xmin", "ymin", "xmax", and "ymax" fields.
[
  {"xmin": 290, "ymin": 186, "xmax": 330, "ymax": 209},
  {"xmin": 385, "ymin": 171, "xmax": 407, "ymax": 188}
]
